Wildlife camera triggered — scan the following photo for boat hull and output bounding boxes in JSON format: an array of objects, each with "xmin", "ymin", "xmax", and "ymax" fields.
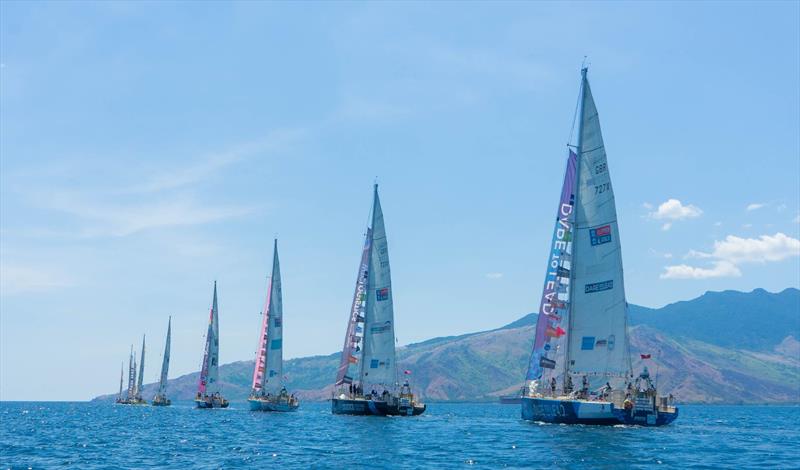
[
  {"xmin": 115, "ymin": 398, "xmax": 148, "ymax": 406},
  {"xmin": 195, "ymin": 398, "xmax": 229, "ymax": 409},
  {"xmin": 521, "ymin": 397, "xmax": 677, "ymax": 426},
  {"xmin": 331, "ymin": 398, "xmax": 426, "ymax": 416},
  {"xmin": 247, "ymin": 398, "xmax": 299, "ymax": 412}
]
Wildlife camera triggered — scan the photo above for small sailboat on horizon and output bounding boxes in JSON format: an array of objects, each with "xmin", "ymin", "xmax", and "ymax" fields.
[
  {"xmin": 195, "ymin": 282, "xmax": 229, "ymax": 409},
  {"xmin": 521, "ymin": 67, "xmax": 678, "ymax": 426},
  {"xmin": 152, "ymin": 316, "xmax": 172, "ymax": 406},
  {"xmin": 331, "ymin": 184, "xmax": 425, "ymax": 416},
  {"xmin": 247, "ymin": 240, "xmax": 299, "ymax": 412},
  {"xmin": 117, "ymin": 338, "xmax": 147, "ymax": 405}
]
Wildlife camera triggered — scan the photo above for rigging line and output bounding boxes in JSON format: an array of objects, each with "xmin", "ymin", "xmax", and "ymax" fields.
[{"xmin": 566, "ymin": 71, "xmax": 583, "ymax": 147}]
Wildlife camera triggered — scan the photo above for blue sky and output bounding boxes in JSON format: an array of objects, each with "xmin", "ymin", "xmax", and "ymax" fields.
[{"xmin": 1, "ymin": 1, "xmax": 798, "ymax": 401}]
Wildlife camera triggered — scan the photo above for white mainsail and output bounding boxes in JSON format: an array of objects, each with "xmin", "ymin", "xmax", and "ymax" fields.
[
  {"xmin": 199, "ymin": 282, "xmax": 221, "ymax": 395},
  {"xmin": 261, "ymin": 240, "xmax": 284, "ymax": 394},
  {"xmin": 565, "ymin": 69, "xmax": 631, "ymax": 388},
  {"xmin": 157, "ymin": 317, "xmax": 171, "ymax": 397},
  {"xmin": 359, "ymin": 184, "xmax": 398, "ymax": 390},
  {"xmin": 136, "ymin": 335, "xmax": 145, "ymax": 399},
  {"xmin": 118, "ymin": 363, "xmax": 124, "ymax": 400}
]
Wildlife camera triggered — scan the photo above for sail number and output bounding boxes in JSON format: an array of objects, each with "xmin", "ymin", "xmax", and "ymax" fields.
[
  {"xmin": 594, "ymin": 182, "xmax": 611, "ymax": 195},
  {"xmin": 594, "ymin": 163, "xmax": 607, "ymax": 175}
]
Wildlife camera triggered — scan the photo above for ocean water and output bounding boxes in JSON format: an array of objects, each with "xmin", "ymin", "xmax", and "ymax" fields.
[{"xmin": 1, "ymin": 402, "xmax": 798, "ymax": 469}]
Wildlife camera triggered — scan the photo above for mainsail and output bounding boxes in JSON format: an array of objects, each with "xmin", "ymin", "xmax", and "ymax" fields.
[
  {"xmin": 335, "ymin": 228, "xmax": 372, "ymax": 386},
  {"xmin": 359, "ymin": 185, "xmax": 398, "ymax": 390},
  {"xmin": 118, "ymin": 363, "xmax": 124, "ymax": 400},
  {"xmin": 136, "ymin": 336, "xmax": 145, "ymax": 399},
  {"xmin": 157, "ymin": 317, "xmax": 171, "ymax": 397},
  {"xmin": 127, "ymin": 346, "xmax": 136, "ymax": 399},
  {"xmin": 251, "ymin": 240, "xmax": 284, "ymax": 395},
  {"xmin": 526, "ymin": 68, "xmax": 631, "ymax": 393},
  {"xmin": 198, "ymin": 282, "xmax": 221, "ymax": 395}
]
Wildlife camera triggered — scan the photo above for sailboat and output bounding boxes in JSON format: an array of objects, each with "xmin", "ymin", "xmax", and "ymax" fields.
[
  {"xmin": 247, "ymin": 240, "xmax": 299, "ymax": 412},
  {"xmin": 331, "ymin": 184, "xmax": 426, "ymax": 416},
  {"xmin": 115, "ymin": 362, "xmax": 124, "ymax": 404},
  {"xmin": 152, "ymin": 317, "xmax": 172, "ymax": 406},
  {"xmin": 118, "ymin": 339, "xmax": 147, "ymax": 405},
  {"xmin": 195, "ymin": 282, "xmax": 229, "ymax": 408},
  {"xmin": 520, "ymin": 67, "xmax": 678, "ymax": 426}
]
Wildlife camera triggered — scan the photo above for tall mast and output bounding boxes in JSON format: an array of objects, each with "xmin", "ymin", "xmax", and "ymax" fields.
[{"xmin": 563, "ymin": 67, "xmax": 587, "ymax": 384}]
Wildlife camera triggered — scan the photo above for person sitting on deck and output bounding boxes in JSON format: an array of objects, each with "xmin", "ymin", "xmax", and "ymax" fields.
[
  {"xmin": 580, "ymin": 375, "xmax": 589, "ymax": 399},
  {"xmin": 382, "ymin": 390, "xmax": 390, "ymax": 401},
  {"xmin": 565, "ymin": 375, "xmax": 574, "ymax": 395},
  {"xmin": 550, "ymin": 377, "xmax": 557, "ymax": 397}
]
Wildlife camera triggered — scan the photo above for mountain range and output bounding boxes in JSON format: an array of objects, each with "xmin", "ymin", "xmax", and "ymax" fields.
[{"xmin": 94, "ymin": 288, "xmax": 800, "ymax": 404}]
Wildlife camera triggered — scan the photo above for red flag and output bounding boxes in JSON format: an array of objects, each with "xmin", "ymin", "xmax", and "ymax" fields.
[
  {"xmin": 546, "ymin": 326, "xmax": 566, "ymax": 338},
  {"xmin": 640, "ymin": 353, "xmax": 651, "ymax": 359},
  {"xmin": 404, "ymin": 370, "xmax": 412, "ymax": 375}
]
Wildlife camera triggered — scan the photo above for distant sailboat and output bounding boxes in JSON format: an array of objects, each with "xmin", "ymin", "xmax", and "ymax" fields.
[
  {"xmin": 331, "ymin": 184, "xmax": 426, "ymax": 416},
  {"xmin": 118, "ymin": 340, "xmax": 147, "ymax": 405},
  {"xmin": 247, "ymin": 240, "xmax": 299, "ymax": 412},
  {"xmin": 195, "ymin": 282, "xmax": 229, "ymax": 408},
  {"xmin": 135, "ymin": 335, "xmax": 145, "ymax": 401},
  {"xmin": 115, "ymin": 363, "xmax": 124, "ymax": 404},
  {"xmin": 152, "ymin": 317, "xmax": 172, "ymax": 406},
  {"xmin": 520, "ymin": 67, "xmax": 678, "ymax": 426}
]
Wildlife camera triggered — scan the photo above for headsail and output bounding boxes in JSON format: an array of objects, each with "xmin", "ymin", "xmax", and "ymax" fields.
[
  {"xmin": 136, "ymin": 335, "xmax": 145, "ymax": 399},
  {"xmin": 157, "ymin": 317, "xmax": 171, "ymax": 397},
  {"xmin": 335, "ymin": 228, "xmax": 372, "ymax": 386},
  {"xmin": 359, "ymin": 185, "xmax": 398, "ymax": 390},
  {"xmin": 525, "ymin": 150, "xmax": 577, "ymax": 389},
  {"xmin": 566, "ymin": 68, "xmax": 631, "ymax": 388},
  {"xmin": 251, "ymin": 272, "xmax": 272, "ymax": 394},
  {"xmin": 198, "ymin": 282, "xmax": 221, "ymax": 395},
  {"xmin": 261, "ymin": 240, "xmax": 284, "ymax": 394}
]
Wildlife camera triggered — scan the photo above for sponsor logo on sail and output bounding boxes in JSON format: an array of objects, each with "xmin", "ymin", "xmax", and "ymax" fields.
[
  {"xmin": 376, "ymin": 287, "xmax": 390, "ymax": 301},
  {"xmin": 585, "ymin": 280, "xmax": 613, "ymax": 293},
  {"xmin": 581, "ymin": 336, "xmax": 595, "ymax": 350},
  {"xmin": 590, "ymin": 224, "xmax": 612, "ymax": 246},
  {"xmin": 371, "ymin": 320, "xmax": 392, "ymax": 334}
]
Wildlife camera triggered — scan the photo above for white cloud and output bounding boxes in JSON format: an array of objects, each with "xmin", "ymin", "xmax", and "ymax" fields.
[
  {"xmin": 485, "ymin": 272, "xmax": 503, "ymax": 279},
  {"xmin": 746, "ymin": 203, "xmax": 766, "ymax": 211},
  {"xmin": 711, "ymin": 233, "xmax": 800, "ymax": 264},
  {"xmin": 662, "ymin": 232, "xmax": 800, "ymax": 280},
  {"xmin": 0, "ymin": 264, "xmax": 72, "ymax": 295},
  {"xmin": 660, "ymin": 261, "xmax": 741, "ymax": 279},
  {"xmin": 642, "ymin": 202, "xmax": 654, "ymax": 210},
  {"xmin": 648, "ymin": 199, "xmax": 702, "ymax": 230},
  {"xmin": 42, "ymin": 193, "xmax": 254, "ymax": 237},
  {"xmin": 794, "ymin": 214, "xmax": 800, "ymax": 224}
]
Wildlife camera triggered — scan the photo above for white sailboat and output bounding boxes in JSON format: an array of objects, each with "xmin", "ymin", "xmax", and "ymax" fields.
[
  {"xmin": 520, "ymin": 67, "xmax": 678, "ymax": 426},
  {"xmin": 331, "ymin": 184, "xmax": 425, "ymax": 416},
  {"xmin": 135, "ymin": 335, "xmax": 145, "ymax": 402},
  {"xmin": 152, "ymin": 317, "xmax": 172, "ymax": 406},
  {"xmin": 115, "ymin": 362, "xmax": 124, "ymax": 404},
  {"xmin": 195, "ymin": 282, "xmax": 229, "ymax": 408},
  {"xmin": 247, "ymin": 240, "xmax": 299, "ymax": 412}
]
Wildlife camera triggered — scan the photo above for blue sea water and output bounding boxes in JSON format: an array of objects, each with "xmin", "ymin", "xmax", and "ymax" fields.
[{"xmin": 1, "ymin": 402, "xmax": 798, "ymax": 469}]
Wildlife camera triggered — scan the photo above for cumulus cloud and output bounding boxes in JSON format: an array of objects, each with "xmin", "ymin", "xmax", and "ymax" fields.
[
  {"xmin": 746, "ymin": 203, "xmax": 766, "ymax": 211},
  {"xmin": 648, "ymin": 199, "xmax": 702, "ymax": 230},
  {"xmin": 662, "ymin": 232, "xmax": 800, "ymax": 280},
  {"xmin": 660, "ymin": 261, "xmax": 741, "ymax": 279}
]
